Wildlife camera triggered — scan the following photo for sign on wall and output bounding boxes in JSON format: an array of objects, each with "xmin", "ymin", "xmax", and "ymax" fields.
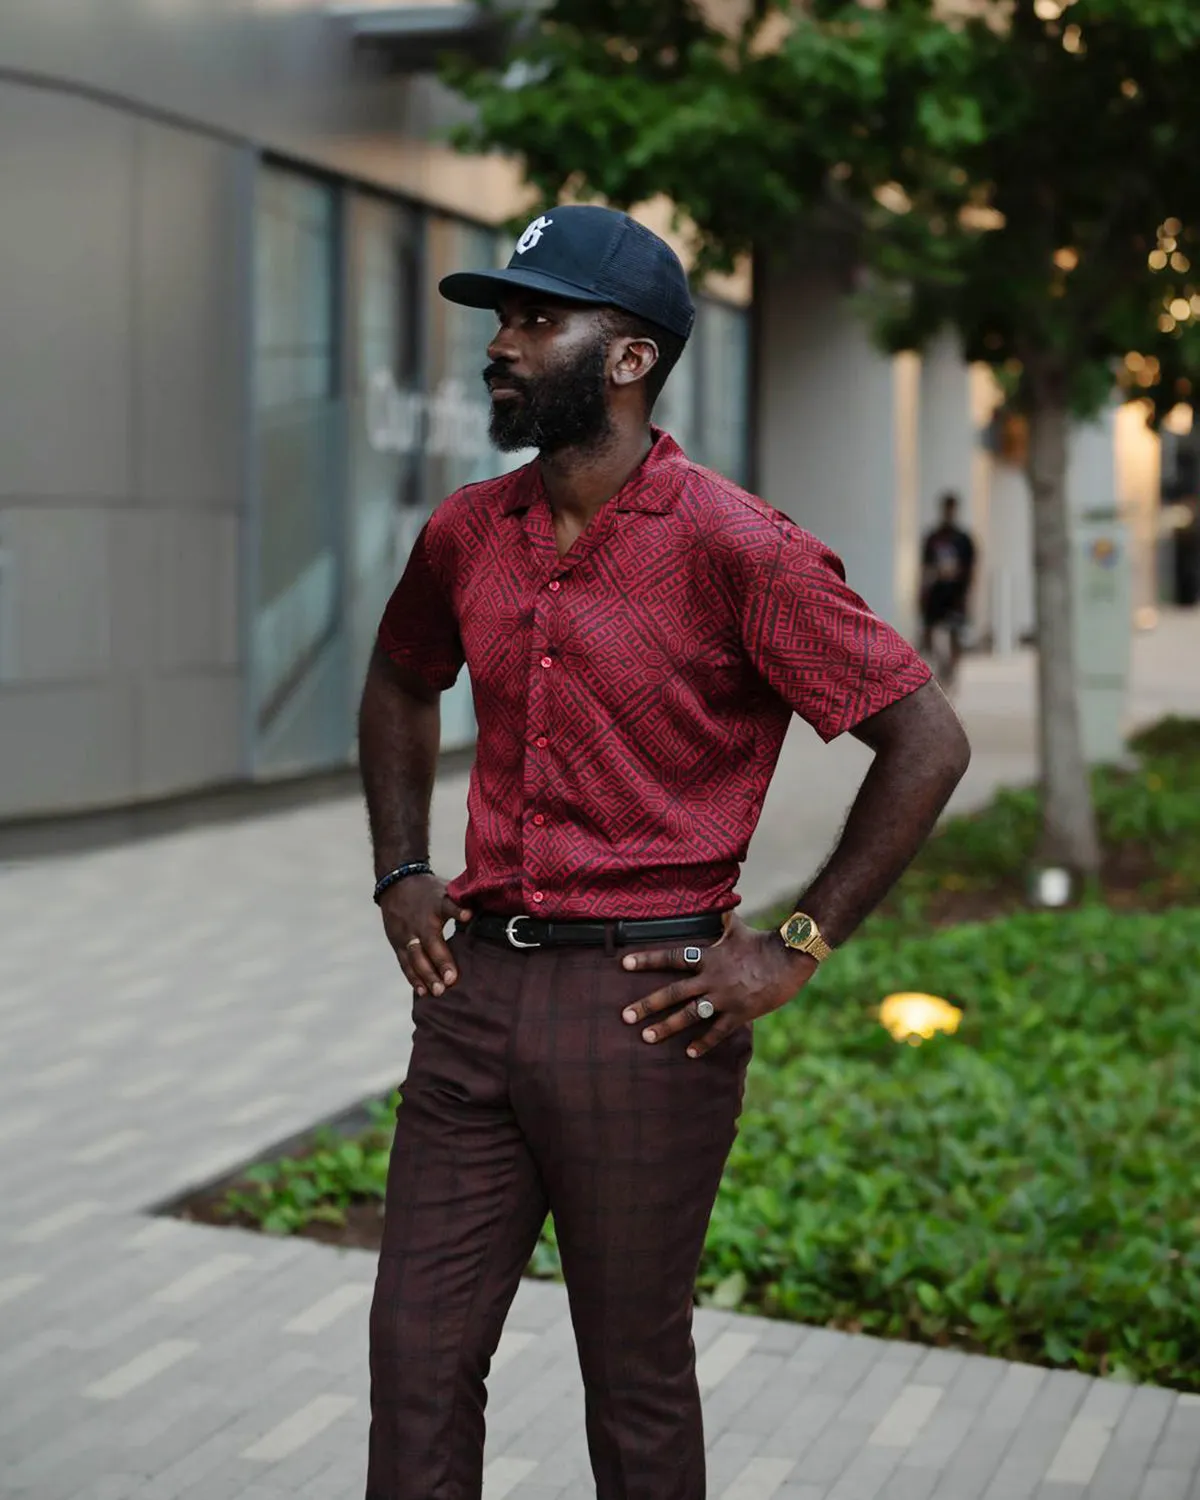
[{"xmin": 366, "ymin": 370, "xmax": 492, "ymax": 462}]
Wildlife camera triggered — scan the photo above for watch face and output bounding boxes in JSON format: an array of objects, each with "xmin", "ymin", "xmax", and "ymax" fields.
[{"xmin": 785, "ymin": 914, "xmax": 814, "ymax": 946}]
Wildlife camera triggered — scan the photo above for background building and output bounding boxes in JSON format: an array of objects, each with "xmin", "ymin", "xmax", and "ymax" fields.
[
  {"xmin": 755, "ymin": 248, "xmax": 1166, "ymax": 656},
  {"xmin": 0, "ymin": 0, "xmax": 1174, "ymax": 826},
  {"xmin": 0, "ymin": 0, "xmax": 751, "ymax": 820}
]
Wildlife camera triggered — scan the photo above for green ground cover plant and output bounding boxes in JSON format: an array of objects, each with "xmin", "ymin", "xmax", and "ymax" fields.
[
  {"xmin": 700, "ymin": 905, "xmax": 1200, "ymax": 1388},
  {"xmin": 219, "ymin": 1096, "xmax": 396, "ymax": 1237},
  {"xmin": 202, "ymin": 719, "xmax": 1200, "ymax": 1388},
  {"xmin": 868, "ymin": 716, "xmax": 1200, "ymax": 924}
]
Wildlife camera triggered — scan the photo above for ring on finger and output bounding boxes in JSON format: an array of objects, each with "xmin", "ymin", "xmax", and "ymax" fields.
[
  {"xmin": 405, "ymin": 937, "xmax": 422, "ymax": 950},
  {"xmin": 696, "ymin": 998, "xmax": 716, "ymax": 1021},
  {"xmin": 683, "ymin": 945, "xmax": 704, "ymax": 966}
]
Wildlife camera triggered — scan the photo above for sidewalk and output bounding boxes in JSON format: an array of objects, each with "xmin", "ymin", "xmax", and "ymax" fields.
[{"xmin": 2, "ymin": 615, "xmax": 1200, "ymax": 1500}]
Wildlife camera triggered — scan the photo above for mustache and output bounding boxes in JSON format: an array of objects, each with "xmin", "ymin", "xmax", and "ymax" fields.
[{"xmin": 482, "ymin": 363, "xmax": 530, "ymax": 395}]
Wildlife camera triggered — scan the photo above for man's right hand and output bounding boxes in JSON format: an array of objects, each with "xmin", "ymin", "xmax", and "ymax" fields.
[{"xmin": 378, "ymin": 875, "xmax": 472, "ymax": 997}]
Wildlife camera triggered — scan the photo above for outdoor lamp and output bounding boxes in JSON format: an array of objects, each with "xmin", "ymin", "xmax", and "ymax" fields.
[
  {"xmin": 1030, "ymin": 866, "xmax": 1073, "ymax": 908},
  {"xmin": 879, "ymin": 992, "xmax": 963, "ymax": 1044}
]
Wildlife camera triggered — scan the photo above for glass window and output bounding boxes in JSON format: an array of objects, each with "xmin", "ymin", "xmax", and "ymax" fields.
[
  {"xmin": 422, "ymin": 216, "xmax": 512, "ymax": 501},
  {"xmin": 247, "ymin": 178, "xmax": 755, "ymax": 776},
  {"xmin": 649, "ymin": 296, "xmax": 750, "ymax": 485},
  {"xmin": 343, "ymin": 207, "xmax": 514, "ymax": 756},
  {"xmin": 419, "ymin": 217, "xmax": 513, "ymax": 748},
  {"xmin": 693, "ymin": 298, "xmax": 751, "ymax": 485},
  {"xmin": 346, "ymin": 191, "xmax": 424, "ymax": 693},
  {"xmin": 252, "ymin": 166, "xmax": 343, "ymax": 771},
  {"xmin": 654, "ymin": 335, "xmax": 700, "ymax": 461}
]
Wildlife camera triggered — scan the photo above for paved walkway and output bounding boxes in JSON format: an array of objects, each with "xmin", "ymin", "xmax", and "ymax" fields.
[{"xmin": 3, "ymin": 615, "xmax": 1200, "ymax": 1500}]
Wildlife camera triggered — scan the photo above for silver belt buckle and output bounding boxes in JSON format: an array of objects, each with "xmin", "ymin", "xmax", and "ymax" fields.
[{"xmin": 505, "ymin": 915, "xmax": 542, "ymax": 950}]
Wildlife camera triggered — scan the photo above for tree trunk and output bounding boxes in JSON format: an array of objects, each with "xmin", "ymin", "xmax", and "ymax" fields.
[{"xmin": 1024, "ymin": 383, "xmax": 1102, "ymax": 875}]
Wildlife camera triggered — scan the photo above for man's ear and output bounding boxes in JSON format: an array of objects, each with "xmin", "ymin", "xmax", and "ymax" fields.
[{"xmin": 611, "ymin": 336, "xmax": 660, "ymax": 392}]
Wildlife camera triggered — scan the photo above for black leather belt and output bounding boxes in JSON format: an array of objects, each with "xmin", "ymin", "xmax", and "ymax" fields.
[{"xmin": 470, "ymin": 911, "xmax": 725, "ymax": 951}]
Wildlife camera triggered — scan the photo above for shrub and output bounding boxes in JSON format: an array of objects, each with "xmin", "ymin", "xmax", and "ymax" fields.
[
  {"xmin": 220, "ymin": 1098, "xmax": 394, "ymax": 1235},
  {"xmin": 806, "ymin": 718, "xmax": 1200, "ymax": 920},
  {"xmin": 210, "ymin": 719, "xmax": 1200, "ymax": 1389},
  {"xmin": 700, "ymin": 905, "xmax": 1200, "ymax": 1388},
  {"xmin": 215, "ymin": 906, "xmax": 1200, "ymax": 1388},
  {"xmin": 1129, "ymin": 715, "xmax": 1200, "ymax": 761}
]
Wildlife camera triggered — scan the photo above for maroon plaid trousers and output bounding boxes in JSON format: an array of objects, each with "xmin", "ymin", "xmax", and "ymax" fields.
[{"xmin": 366, "ymin": 924, "xmax": 751, "ymax": 1499}]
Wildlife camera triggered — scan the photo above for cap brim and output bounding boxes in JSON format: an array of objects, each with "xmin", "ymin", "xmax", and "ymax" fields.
[{"xmin": 439, "ymin": 266, "xmax": 612, "ymax": 311}]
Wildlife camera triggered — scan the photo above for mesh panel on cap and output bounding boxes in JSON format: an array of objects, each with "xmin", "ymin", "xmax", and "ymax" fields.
[{"xmin": 595, "ymin": 216, "xmax": 694, "ymax": 338}]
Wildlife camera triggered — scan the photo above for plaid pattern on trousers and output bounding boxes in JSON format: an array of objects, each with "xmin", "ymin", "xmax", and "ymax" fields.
[{"xmin": 366, "ymin": 923, "xmax": 752, "ymax": 1500}]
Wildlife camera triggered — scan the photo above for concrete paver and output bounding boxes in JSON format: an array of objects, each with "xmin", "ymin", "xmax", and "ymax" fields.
[{"xmin": 2, "ymin": 617, "xmax": 1200, "ymax": 1498}]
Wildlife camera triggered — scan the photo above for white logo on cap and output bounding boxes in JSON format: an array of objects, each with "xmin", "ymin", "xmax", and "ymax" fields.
[{"xmin": 515, "ymin": 215, "xmax": 554, "ymax": 254}]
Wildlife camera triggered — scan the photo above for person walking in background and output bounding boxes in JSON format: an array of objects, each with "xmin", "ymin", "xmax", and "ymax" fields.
[
  {"xmin": 919, "ymin": 491, "xmax": 977, "ymax": 689},
  {"xmin": 357, "ymin": 204, "xmax": 971, "ymax": 1500}
]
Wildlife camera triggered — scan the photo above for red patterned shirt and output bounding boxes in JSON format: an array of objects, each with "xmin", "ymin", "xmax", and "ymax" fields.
[{"xmin": 378, "ymin": 430, "xmax": 930, "ymax": 918}]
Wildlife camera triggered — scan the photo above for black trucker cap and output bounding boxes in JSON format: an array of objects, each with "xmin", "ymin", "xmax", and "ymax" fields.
[{"xmin": 439, "ymin": 204, "xmax": 696, "ymax": 341}]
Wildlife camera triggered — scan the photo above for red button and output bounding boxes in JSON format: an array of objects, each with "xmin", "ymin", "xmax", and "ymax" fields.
[
  {"xmin": 532, "ymin": 890, "xmax": 546, "ymax": 903},
  {"xmin": 540, "ymin": 656, "xmax": 553, "ymax": 669},
  {"xmin": 535, "ymin": 736, "xmax": 548, "ymax": 749},
  {"xmin": 533, "ymin": 813, "xmax": 546, "ymax": 826},
  {"xmin": 549, "ymin": 580, "xmax": 561, "ymax": 593}
]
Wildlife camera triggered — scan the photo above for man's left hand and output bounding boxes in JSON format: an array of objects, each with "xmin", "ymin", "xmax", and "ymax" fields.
[{"xmin": 620, "ymin": 915, "xmax": 817, "ymax": 1057}]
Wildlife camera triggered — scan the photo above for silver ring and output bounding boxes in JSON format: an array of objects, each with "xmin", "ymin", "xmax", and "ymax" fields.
[
  {"xmin": 683, "ymin": 945, "xmax": 703, "ymax": 966},
  {"xmin": 696, "ymin": 998, "xmax": 716, "ymax": 1021},
  {"xmin": 406, "ymin": 937, "xmax": 422, "ymax": 950}
]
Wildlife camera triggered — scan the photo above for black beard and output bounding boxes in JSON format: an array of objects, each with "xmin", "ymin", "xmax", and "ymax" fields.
[{"xmin": 485, "ymin": 338, "xmax": 613, "ymax": 455}]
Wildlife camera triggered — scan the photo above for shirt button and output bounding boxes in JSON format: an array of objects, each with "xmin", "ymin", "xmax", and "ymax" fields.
[
  {"xmin": 533, "ymin": 813, "xmax": 546, "ymax": 826},
  {"xmin": 535, "ymin": 736, "xmax": 548, "ymax": 749},
  {"xmin": 540, "ymin": 655, "xmax": 553, "ymax": 669},
  {"xmin": 549, "ymin": 580, "xmax": 561, "ymax": 593},
  {"xmin": 532, "ymin": 890, "xmax": 546, "ymax": 903}
]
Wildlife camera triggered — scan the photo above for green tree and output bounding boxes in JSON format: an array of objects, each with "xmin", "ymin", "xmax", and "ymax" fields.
[{"xmin": 449, "ymin": 0, "xmax": 1200, "ymax": 875}]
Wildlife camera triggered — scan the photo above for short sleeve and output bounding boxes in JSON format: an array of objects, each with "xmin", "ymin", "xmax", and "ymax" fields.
[
  {"xmin": 733, "ymin": 520, "xmax": 931, "ymax": 743},
  {"xmin": 377, "ymin": 521, "xmax": 464, "ymax": 693}
]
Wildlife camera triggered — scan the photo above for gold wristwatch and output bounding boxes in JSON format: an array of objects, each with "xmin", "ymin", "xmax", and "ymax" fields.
[{"xmin": 778, "ymin": 911, "xmax": 834, "ymax": 963}]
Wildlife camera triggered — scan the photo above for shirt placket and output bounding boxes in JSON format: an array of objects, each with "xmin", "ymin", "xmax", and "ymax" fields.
[{"xmin": 519, "ymin": 502, "xmax": 617, "ymax": 914}]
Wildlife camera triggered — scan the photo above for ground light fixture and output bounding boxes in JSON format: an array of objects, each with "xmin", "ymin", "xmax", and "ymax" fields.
[
  {"xmin": 879, "ymin": 992, "xmax": 964, "ymax": 1044},
  {"xmin": 1030, "ymin": 866, "xmax": 1073, "ymax": 908}
]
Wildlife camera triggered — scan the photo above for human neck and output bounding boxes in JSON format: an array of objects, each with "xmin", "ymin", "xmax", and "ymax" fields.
[{"xmin": 538, "ymin": 425, "xmax": 654, "ymax": 525}]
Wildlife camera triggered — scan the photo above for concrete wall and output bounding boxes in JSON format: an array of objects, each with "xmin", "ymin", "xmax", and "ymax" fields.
[
  {"xmin": 918, "ymin": 332, "xmax": 975, "ymax": 532},
  {"xmin": 756, "ymin": 266, "xmax": 1163, "ymax": 656},
  {"xmin": 0, "ymin": 0, "xmax": 408, "ymax": 164},
  {"xmin": 0, "ymin": 80, "xmax": 248, "ymax": 817},
  {"xmin": 0, "ymin": 0, "xmax": 549, "ymax": 233},
  {"xmin": 1114, "ymin": 402, "xmax": 1162, "ymax": 619},
  {"xmin": 985, "ymin": 463, "xmax": 1035, "ymax": 647},
  {"xmin": 0, "ymin": 1, "xmax": 486, "ymax": 820},
  {"xmin": 755, "ymin": 266, "xmax": 982, "ymax": 640},
  {"xmin": 756, "ymin": 260, "xmax": 911, "ymax": 630}
]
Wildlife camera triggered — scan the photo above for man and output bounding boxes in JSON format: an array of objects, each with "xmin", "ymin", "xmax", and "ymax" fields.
[
  {"xmin": 359, "ymin": 204, "xmax": 970, "ymax": 1500},
  {"xmin": 919, "ymin": 491, "xmax": 977, "ymax": 688}
]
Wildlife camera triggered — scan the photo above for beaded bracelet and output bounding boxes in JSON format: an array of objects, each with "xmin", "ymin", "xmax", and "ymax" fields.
[{"xmin": 373, "ymin": 860, "xmax": 433, "ymax": 905}]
